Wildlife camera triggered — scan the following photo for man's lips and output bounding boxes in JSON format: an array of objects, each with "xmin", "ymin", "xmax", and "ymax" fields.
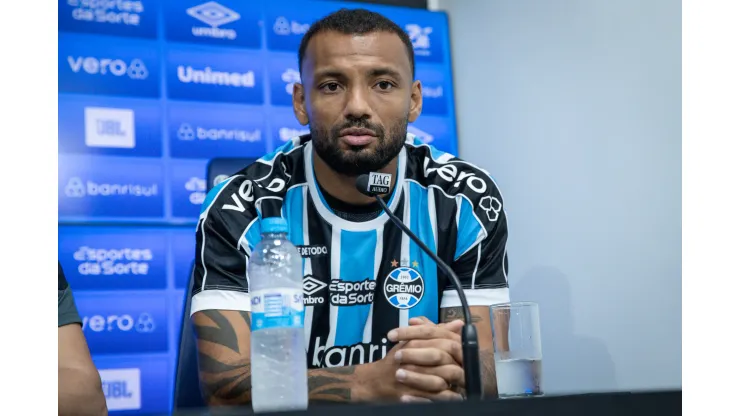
[{"xmin": 339, "ymin": 128, "xmax": 377, "ymax": 146}]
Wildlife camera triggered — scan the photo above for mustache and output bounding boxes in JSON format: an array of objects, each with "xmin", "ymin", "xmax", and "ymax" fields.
[{"xmin": 331, "ymin": 120, "xmax": 383, "ymax": 137}]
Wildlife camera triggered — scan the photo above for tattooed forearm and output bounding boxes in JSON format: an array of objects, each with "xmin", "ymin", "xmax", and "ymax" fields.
[
  {"xmin": 308, "ymin": 366, "xmax": 357, "ymax": 402},
  {"xmin": 441, "ymin": 307, "xmax": 483, "ymax": 324},
  {"xmin": 480, "ymin": 349, "xmax": 498, "ymax": 397},
  {"xmin": 442, "ymin": 306, "xmax": 499, "ymax": 397},
  {"xmin": 193, "ymin": 310, "xmax": 253, "ymax": 405}
]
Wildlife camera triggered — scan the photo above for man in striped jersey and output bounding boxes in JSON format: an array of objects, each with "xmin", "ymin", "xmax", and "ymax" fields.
[{"xmin": 190, "ymin": 8, "xmax": 510, "ymax": 406}]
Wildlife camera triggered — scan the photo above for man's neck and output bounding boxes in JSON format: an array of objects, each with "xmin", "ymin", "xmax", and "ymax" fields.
[{"xmin": 312, "ymin": 150, "xmax": 398, "ymax": 205}]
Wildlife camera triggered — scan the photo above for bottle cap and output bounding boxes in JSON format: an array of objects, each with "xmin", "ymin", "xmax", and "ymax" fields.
[{"xmin": 261, "ymin": 217, "xmax": 288, "ymax": 234}]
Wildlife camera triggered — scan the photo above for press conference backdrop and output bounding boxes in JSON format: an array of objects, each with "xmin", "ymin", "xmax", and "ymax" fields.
[{"xmin": 57, "ymin": 0, "xmax": 458, "ymax": 414}]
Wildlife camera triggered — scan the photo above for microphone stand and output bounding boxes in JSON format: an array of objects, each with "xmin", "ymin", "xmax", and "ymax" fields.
[{"xmin": 373, "ymin": 196, "xmax": 483, "ymax": 400}]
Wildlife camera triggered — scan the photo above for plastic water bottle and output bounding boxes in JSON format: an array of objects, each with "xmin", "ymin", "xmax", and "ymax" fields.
[{"xmin": 249, "ymin": 217, "xmax": 308, "ymax": 412}]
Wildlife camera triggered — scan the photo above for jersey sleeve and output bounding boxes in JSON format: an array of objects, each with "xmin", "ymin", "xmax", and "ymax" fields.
[
  {"xmin": 58, "ymin": 262, "xmax": 82, "ymax": 327},
  {"xmin": 441, "ymin": 177, "xmax": 510, "ymax": 308},
  {"xmin": 190, "ymin": 175, "xmax": 263, "ymax": 316}
]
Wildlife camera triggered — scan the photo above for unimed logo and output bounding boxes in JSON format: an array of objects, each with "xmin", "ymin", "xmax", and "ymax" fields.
[
  {"xmin": 177, "ymin": 65, "xmax": 255, "ymax": 87},
  {"xmin": 64, "ymin": 177, "xmax": 158, "ymax": 198},
  {"xmin": 68, "ymin": 56, "xmax": 148, "ymax": 79},
  {"xmin": 99, "ymin": 368, "xmax": 141, "ymax": 411}
]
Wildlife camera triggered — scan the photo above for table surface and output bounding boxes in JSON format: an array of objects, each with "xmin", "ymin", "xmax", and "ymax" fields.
[{"xmin": 154, "ymin": 389, "xmax": 682, "ymax": 416}]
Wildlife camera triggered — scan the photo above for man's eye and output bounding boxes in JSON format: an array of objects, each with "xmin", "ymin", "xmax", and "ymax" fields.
[
  {"xmin": 376, "ymin": 81, "xmax": 394, "ymax": 90},
  {"xmin": 321, "ymin": 83, "xmax": 340, "ymax": 92}
]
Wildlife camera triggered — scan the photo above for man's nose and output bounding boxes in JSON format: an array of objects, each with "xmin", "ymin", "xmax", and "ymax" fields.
[{"xmin": 343, "ymin": 87, "xmax": 373, "ymax": 120}]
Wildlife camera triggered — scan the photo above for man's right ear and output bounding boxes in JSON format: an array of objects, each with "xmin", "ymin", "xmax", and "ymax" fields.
[{"xmin": 292, "ymin": 83, "xmax": 309, "ymax": 126}]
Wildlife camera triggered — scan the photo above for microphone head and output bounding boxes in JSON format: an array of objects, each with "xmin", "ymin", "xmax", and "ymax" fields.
[
  {"xmin": 355, "ymin": 174, "xmax": 373, "ymax": 197},
  {"xmin": 355, "ymin": 172, "xmax": 393, "ymax": 197}
]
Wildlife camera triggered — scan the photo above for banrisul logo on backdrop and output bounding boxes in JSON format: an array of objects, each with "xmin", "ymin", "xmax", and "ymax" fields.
[
  {"xmin": 170, "ymin": 159, "xmax": 209, "ymax": 219},
  {"xmin": 58, "ymin": 95, "xmax": 162, "ymax": 158},
  {"xmin": 167, "ymin": 46, "xmax": 264, "ymax": 103},
  {"xmin": 59, "ymin": 155, "xmax": 164, "ymax": 219},
  {"xmin": 59, "ymin": 33, "xmax": 160, "ymax": 97},
  {"xmin": 76, "ymin": 292, "xmax": 168, "ymax": 355},
  {"xmin": 59, "ymin": 0, "xmax": 157, "ymax": 39},
  {"xmin": 416, "ymin": 66, "xmax": 447, "ymax": 115},
  {"xmin": 264, "ymin": 3, "xmax": 335, "ymax": 52},
  {"xmin": 165, "ymin": 0, "xmax": 261, "ymax": 48},
  {"xmin": 269, "ymin": 54, "xmax": 300, "ymax": 107},
  {"xmin": 93, "ymin": 357, "xmax": 169, "ymax": 415},
  {"xmin": 169, "ymin": 102, "xmax": 267, "ymax": 158},
  {"xmin": 58, "ymin": 226, "xmax": 167, "ymax": 291}
]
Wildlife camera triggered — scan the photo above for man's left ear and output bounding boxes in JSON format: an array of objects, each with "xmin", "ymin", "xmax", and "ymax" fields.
[{"xmin": 408, "ymin": 80, "xmax": 423, "ymax": 123}]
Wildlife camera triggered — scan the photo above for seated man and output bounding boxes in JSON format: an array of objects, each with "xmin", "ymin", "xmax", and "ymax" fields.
[
  {"xmin": 190, "ymin": 8, "xmax": 510, "ymax": 406},
  {"xmin": 58, "ymin": 262, "xmax": 108, "ymax": 416}
]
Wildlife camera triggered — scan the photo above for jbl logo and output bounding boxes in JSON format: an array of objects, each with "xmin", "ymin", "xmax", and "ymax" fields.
[
  {"xmin": 98, "ymin": 368, "xmax": 141, "ymax": 411},
  {"xmin": 97, "ymin": 119, "xmax": 126, "ymax": 136}
]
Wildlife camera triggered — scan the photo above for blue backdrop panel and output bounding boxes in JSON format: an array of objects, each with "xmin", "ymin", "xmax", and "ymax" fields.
[{"xmin": 58, "ymin": 0, "xmax": 457, "ymax": 413}]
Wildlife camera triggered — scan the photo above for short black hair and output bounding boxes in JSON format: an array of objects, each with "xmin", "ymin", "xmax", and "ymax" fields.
[{"xmin": 298, "ymin": 8, "xmax": 415, "ymax": 78}]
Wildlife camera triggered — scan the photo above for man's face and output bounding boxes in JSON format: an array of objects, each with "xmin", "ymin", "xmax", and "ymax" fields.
[{"xmin": 293, "ymin": 31, "xmax": 422, "ymax": 176}]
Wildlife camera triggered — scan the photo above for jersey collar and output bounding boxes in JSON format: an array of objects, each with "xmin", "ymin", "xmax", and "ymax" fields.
[{"xmin": 304, "ymin": 140, "xmax": 407, "ymax": 232}]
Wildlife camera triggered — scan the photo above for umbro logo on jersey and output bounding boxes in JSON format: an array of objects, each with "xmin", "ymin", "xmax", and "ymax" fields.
[
  {"xmin": 303, "ymin": 275, "xmax": 327, "ymax": 305},
  {"xmin": 296, "ymin": 245, "xmax": 328, "ymax": 258}
]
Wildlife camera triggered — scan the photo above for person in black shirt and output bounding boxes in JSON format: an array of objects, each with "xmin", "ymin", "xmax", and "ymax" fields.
[{"xmin": 58, "ymin": 262, "xmax": 108, "ymax": 416}]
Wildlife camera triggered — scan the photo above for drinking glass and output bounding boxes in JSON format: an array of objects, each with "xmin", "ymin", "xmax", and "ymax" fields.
[{"xmin": 489, "ymin": 302, "xmax": 543, "ymax": 398}]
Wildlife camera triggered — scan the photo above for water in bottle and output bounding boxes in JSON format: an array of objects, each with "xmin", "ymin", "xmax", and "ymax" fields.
[{"xmin": 249, "ymin": 217, "xmax": 308, "ymax": 412}]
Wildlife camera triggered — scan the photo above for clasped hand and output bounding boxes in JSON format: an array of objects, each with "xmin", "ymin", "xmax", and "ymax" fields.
[{"xmin": 369, "ymin": 317, "xmax": 466, "ymax": 403}]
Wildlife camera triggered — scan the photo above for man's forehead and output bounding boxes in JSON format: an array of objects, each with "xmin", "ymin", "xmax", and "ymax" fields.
[{"xmin": 303, "ymin": 31, "xmax": 411, "ymax": 75}]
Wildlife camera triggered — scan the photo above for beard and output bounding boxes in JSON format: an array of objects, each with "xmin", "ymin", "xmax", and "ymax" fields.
[{"xmin": 310, "ymin": 117, "xmax": 408, "ymax": 177}]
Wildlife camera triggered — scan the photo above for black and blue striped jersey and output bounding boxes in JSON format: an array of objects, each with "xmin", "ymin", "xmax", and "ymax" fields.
[{"xmin": 190, "ymin": 133, "xmax": 510, "ymax": 368}]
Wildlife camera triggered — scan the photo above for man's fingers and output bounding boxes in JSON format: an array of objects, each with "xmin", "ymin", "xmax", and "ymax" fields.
[
  {"xmin": 400, "ymin": 339, "xmax": 463, "ymax": 365},
  {"xmin": 396, "ymin": 368, "xmax": 449, "ymax": 393},
  {"xmin": 388, "ymin": 324, "xmax": 460, "ymax": 342},
  {"xmin": 395, "ymin": 347, "xmax": 458, "ymax": 367},
  {"xmin": 428, "ymin": 390, "xmax": 465, "ymax": 401},
  {"xmin": 401, "ymin": 364, "xmax": 465, "ymax": 388},
  {"xmin": 408, "ymin": 317, "xmax": 464, "ymax": 334},
  {"xmin": 409, "ymin": 316, "xmax": 434, "ymax": 326},
  {"xmin": 400, "ymin": 395, "xmax": 433, "ymax": 404}
]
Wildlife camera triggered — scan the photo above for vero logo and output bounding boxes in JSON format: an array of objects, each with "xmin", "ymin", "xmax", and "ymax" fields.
[{"xmin": 84, "ymin": 107, "xmax": 135, "ymax": 149}]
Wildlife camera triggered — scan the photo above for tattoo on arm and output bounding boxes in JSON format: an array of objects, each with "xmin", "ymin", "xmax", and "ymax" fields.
[
  {"xmin": 442, "ymin": 307, "xmax": 483, "ymax": 324},
  {"xmin": 480, "ymin": 349, "xmax": 497, "ymax": 397},
  {"xmin": 193, "ymin": 310, "xmax": 253, "ymax": 405},
  {"xmin": 308, "ymin": 365, "xmax": 356, "ymax": 402},
  {"xmin": 442, "ymin": 307, "xmax": 499, "ymax": 396}
]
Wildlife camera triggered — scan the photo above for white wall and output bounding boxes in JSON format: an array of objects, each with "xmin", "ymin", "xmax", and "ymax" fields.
[{"xmin": 432, "ymin": 0, "xmax": 681, "ymax": 393}]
